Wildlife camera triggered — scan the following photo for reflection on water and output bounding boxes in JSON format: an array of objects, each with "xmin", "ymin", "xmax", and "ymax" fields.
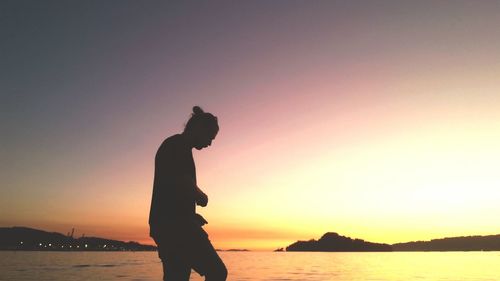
[{"xmin": 1, "ymin": 251, "xmax": 500, "ymax": 281}]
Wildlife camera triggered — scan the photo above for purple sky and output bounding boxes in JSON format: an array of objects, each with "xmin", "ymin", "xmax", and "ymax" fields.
[{"xmin": 2, "ymin": 1, "xmax": 500, "ymax": 249}]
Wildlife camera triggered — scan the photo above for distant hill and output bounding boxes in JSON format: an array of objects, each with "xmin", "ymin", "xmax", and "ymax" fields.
[
  {"xmin": 285, "ymin": 232, "xmax": 500, "ymax": 252},
  {"xmin": 286, "ymin": 232, "xmax": 392, "ymax": 252},
  {"xmin": 392, "ymin": 234, "xmax": 500, "ymax": 251},
  {"xmin": 0, "ymin": 227, "xmax": 156, "ymax": 251}
]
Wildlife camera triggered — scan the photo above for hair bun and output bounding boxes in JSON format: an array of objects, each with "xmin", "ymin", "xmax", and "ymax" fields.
[{"xmin": 192, "ymin": 106, "xmax": 204, "ymax": 115}]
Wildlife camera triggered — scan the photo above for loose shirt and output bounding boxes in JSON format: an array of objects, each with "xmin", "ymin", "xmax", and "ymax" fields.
[{"xmin": 149, "ymin": 134, "xmax": 197, "ymax": 239}]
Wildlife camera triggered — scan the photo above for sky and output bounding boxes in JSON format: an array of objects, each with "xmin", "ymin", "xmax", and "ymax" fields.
[{"xmin": 1, "ymin": 1, "xmax": 500, "ymax": 250}]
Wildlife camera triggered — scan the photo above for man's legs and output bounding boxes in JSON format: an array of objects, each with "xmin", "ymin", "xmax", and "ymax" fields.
[
  {"xmin": 155, "ymin": 236, "xmax": 191, "ymax": 281},
  {"xmin": 161, "ymin": 258, "xmax": 191, "ymax": 281},
  {"xmin": 202, "ymin": 252, "xmax": 227, "ymax": 281},
  {"xmin": 192, "ymin": 236, "xmax": 227, "ymax": 281}
]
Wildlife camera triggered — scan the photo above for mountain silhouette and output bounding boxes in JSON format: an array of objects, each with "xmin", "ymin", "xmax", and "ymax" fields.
[
  {"xmin": 286, "ymin": 232, "xmax": 392, "ymax": 252},
  {"xmin": 392, "ymin": 234, "xmax": 500, "ymax": 251},
  {"xmin": 0, "ymin": 227, "xmax": 156, "ymax": 251},
  {"xmin": 285, "ymin": 232, "xmax": 500, "ymax": 252}
]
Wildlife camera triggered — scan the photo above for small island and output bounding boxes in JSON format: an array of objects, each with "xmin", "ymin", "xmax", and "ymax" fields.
[
  {"xmin": 0, "ymin": 227, "xmax": 156, "ymax": 251},
  {"xmin": 286, "ymin": 232, "xmax": 392, "ymax": 252}
]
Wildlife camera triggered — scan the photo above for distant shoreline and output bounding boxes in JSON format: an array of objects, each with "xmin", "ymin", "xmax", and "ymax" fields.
[
  {"xmin": 3, "ymin": 227, "xmax": 500, "ymax": 253},
  {"xmin": 283, "ymin": 232, "xmax": 500, "ymax": 252},
  {"xmin": 0, "ymin": 249, "xmax": 155, "ymax": 252},
  {"xmin": 0, "ymin": 227, "xmax": 156, "ymax": 252},
  {"xmin": 1, "ymin": 249, "xmax": 499, "ymax": 253}
]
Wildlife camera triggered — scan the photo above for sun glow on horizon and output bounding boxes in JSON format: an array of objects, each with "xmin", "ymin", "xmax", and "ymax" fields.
[{"xmin": 2, "ymin": 1, "xmax": 500, "ymax": 251}]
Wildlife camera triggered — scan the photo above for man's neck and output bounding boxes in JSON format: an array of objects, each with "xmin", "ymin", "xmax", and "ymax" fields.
[{"xmin": 181, "ymin": 132, "xmax": 195, "ymax": 149}]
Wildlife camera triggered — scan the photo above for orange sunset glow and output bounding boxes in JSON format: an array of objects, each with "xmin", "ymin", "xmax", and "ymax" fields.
[{"xmin": 2, "ymin": 1, "xmax": 500, "ymax": 251}]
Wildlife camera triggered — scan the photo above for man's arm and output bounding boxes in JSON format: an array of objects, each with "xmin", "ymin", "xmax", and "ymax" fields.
[
  {"xmin": 175, "ymin": 174, "xmax": 208, "ymax": 207},
  {"xmin": 156, "ymin": 140, "xmax": 208, "ymax": 206},
  {"xmin": 195, "ymin": 185, "xmax": 208, "ymax": 207}
]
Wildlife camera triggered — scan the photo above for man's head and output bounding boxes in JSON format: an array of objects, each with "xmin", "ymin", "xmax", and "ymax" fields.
[{"xmin": 183, "ymin": 106, "xmax": 219, "ymax": 150}]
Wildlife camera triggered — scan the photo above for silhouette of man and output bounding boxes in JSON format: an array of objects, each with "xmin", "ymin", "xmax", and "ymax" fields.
[{"xmin": 149, "ymin": 106, "xmax": 227, "ymax": 281}]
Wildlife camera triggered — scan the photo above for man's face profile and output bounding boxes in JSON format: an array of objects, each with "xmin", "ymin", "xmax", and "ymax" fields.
[{"xmin": 194, "ymin": 127, "xmax": 218, "ymax": 150}]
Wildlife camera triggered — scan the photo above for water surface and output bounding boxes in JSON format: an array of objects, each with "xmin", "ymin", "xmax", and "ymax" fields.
[{"xmin": 1, "ymin": 251, "xmax": 499, "ymax": 280}]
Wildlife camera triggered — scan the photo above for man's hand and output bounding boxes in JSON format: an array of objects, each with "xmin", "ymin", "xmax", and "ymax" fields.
[
  {"xmin": 194, "ymin": 213, "xmax": 208, "ymax": 226},
  {"xmin": 196, "ymin": 188, "xmax": 208, "ymax": 207}
]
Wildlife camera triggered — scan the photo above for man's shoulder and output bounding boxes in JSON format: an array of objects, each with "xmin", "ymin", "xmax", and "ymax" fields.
[
  {"xmin": 163, "ymin": 134, "xmax": 182, "ymax": 144},
  {"xmin": 158, "ymin": 134, "xmax": 185, "ymax": 151}
]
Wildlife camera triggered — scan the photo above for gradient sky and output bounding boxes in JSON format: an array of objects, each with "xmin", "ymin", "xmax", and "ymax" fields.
[{"xmin": 2, "ymin": 1, "xmax": 500, "ymax": 250}]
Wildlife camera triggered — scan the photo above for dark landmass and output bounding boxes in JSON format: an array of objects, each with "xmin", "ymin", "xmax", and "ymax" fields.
[
  {"xmin": 286, "ymin": 232, "xmax": 392, "ymax": 252},
  {"xmin": 392, "ymin": 234, "xmax": 500, "ymax": 251},
  {"xmin": 215, "ymin": 249, "xmax": 250, "ymax": 252},
  {"xmin": 285, "ymin": 232, "xmax": 500, "ymax": 252},
  {"xmin": 5, "ymin": 227, "xmax": 500, "ymax": 252},
  {"xmin": 0, "ymin": 227, "xmax": 156, "ymax": 251},
  {"xmin": 215, "ymin": 248, "xmax": 250, "ymax": 252}
]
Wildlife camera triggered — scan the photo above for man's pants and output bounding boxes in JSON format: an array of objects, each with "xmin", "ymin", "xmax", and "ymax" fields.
[{"xmin": 155, "ymin": 229, "xmax": 227, "ymax": 281}]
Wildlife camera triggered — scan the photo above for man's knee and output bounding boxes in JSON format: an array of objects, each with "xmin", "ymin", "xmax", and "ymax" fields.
[
  {"xmin": 218, "ymin": 263, "xmax": 228, "ymax": 280},
  {"xmin": 205, "ymin": 261, "xmax": 227, "ymax": 281}
]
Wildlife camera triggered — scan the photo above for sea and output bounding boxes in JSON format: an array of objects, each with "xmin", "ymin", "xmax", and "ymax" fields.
[{"xmin": 1, "ymin": 251, "xmax": 499, "ymax": 281}]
